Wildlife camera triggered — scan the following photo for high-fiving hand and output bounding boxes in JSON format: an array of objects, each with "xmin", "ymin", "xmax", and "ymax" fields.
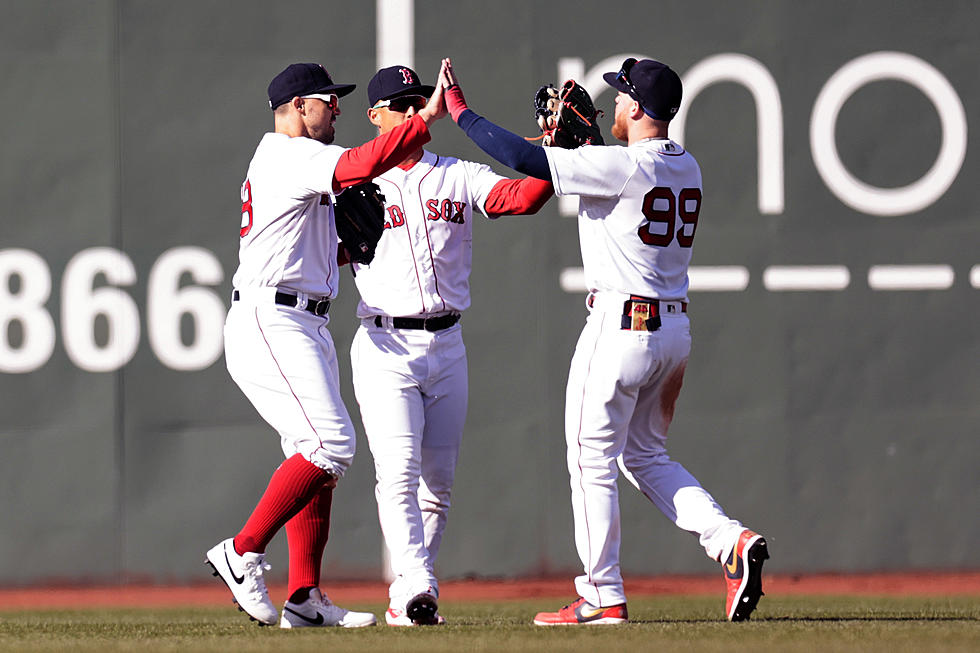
[
  {"xmin": 439, "ymin": 58, "xmax": 469, "ymax": 122},
  {"xmin": 417, "ymin": 70, "xmax": 448, "ymax": 125}
]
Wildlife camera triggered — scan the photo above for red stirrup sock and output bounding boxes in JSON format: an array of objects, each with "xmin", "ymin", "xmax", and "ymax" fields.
[
  {"xmin": 233, "ymin": 453, "xmax": 333, "ymax": 555},
  {"xmin": 285, "ymin": 483, "xmax": 334, "ymax": 596}
]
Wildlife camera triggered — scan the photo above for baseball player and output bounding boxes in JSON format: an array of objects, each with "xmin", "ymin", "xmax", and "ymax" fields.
[
  {"xmin": 347, "ymin": 65, "xmax": 554, "ymax": 626},
  {"xmin": 205, "ymin": 62, "xmax": 447, "ymax": 628},
  {"xmin": 439, "ymin": 57, "xmax": 769, "ymax": 624}
]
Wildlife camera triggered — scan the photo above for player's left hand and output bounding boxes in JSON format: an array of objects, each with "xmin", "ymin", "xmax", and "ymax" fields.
[
  {"xmin": 418, "ymin": 74, "xmax": 448, "ymax": 125},
  {"xmin": 440, "ymin": 58, "xmax": 469, "ymax": 122},
  {"xmin": 333, "ymin": 182, "xmax": 387, "ymax": 265},
  {"xmin": 532, "ymin": 80, "xmax": 604, "ymax": 148}
]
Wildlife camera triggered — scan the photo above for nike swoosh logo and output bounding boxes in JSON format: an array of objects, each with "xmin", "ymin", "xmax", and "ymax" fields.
[
  {"xmin": 224, "ymin": 545, "xmax": 245, "ymax": 585},
  {"xmin": 578, "ymin": 605, "xmax": 606, "ymax": 619},
  {"xmin": 284, "ymin": 605, "xmax": 324, "ymax": 625},
  {"xmin": 726, "ymin": 555, "xmax": 740, "ymax": 576}
]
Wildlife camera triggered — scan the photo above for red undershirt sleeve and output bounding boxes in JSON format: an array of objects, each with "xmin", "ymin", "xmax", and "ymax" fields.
[
  {"xmin": 484, "ymin": 177, "xmax": 555, "ymax": 217},
  {"xmin": 332, "ymin": 114, "xmax": 432, "ymax": 192}
]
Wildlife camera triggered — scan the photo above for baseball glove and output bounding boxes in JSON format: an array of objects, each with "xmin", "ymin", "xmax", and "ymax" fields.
[
  {"xmin": 333, "ymin": 181, "xmax": 386, "ymax": 265},
  {"xmin": 533, "ymin": 80, "xmax": 604, "ymax": 148}
]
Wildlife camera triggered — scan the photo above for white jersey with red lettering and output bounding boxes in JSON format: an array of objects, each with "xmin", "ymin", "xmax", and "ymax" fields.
[
  {"xmin": 351, "ymin": 150, "xmax": 505, "ymax": 317},
  {"xmin": 233, "ymin": 132, "xmax": 344, "ymax": 299},
  {"xmin": 224, "ymin": 132, "xmax": 356, "ymax": 477},
  {"xmin": 544, "ymin": 138, "xmax": 746, "ymax": 607},
  {"xmin": 348, "ymin": 149, "xmax": 504, "ymax": 611},
  {"xmin": 546, "ymin": 138, "xmax": 701, "ymax": 301}
]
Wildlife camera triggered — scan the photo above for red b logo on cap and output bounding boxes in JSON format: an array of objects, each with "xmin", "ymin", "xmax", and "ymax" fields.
[{"xmin": 400, "ymin": 68, "xmax": 414, "ymax": 85}]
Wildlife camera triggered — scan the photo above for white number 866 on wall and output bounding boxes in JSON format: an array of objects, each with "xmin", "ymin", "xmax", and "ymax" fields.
[{"xmin": 0, "ymin": 246, "xmax": 226, "ymax": 373}]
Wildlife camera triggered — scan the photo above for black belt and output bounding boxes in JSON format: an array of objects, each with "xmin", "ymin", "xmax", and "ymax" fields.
[
  {"xmin": 374, "ymin": 314, "xmax": 460, "ymax": 331},
  {"xmin": 232, "ymin": 290, "xmax": 331, "ymax": 316}
]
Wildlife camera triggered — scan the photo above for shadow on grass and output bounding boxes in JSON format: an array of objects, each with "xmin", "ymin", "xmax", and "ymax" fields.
[
  {"xmin": 763, "ymin": 616, "xmax": 979, "ymax": 622},
  {"xmin": 622, "ymin": 616, "xmax": 978, "ymax": 624}
]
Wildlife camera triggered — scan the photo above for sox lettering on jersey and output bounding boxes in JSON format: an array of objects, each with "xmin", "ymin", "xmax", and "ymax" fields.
[
  {"xmin": 383, "ymin": 198, "xmax": 467, "ymax": 229},
  {"xmin": 426, "ymin": 199, "xmax": 466, "ymax": 224},
  {"xmin": 352, "ymin": 151, "xmax": 504, "ymax": 320}
]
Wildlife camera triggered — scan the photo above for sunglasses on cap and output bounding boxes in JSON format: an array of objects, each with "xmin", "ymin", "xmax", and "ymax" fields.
[
  {"xmin": 615, "ymin": 58, "xmax": 644, "ymax": 105},
  {"xmin": 301, "ymin": 93, "xmax": 339, "ymax": 111},
  {"xmin": 372, "ymin": 95, "xmax": 427, "ymax": 112}
]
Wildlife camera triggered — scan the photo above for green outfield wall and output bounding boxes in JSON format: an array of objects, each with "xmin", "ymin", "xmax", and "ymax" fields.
[{"xmin": 0, "ymin": 0, "xmax": 976, "ymax": 585}]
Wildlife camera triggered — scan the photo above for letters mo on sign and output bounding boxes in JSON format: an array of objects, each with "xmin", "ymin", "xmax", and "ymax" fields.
[{"xmin": 559, "ymin": 51, "xmax": 967, "ymax": 217}]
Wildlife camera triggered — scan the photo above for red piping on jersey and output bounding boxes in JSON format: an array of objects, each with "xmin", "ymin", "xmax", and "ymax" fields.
[
  {"xmin": 253, "ymin": 308, "xmax": 326, "ymax": 460},
  {"xmin": 416, "ymin": 156, "xmax": 447, "ymax": 314},
  {"xmin": 324, "ymin": 223, "xmax": 335, "ymax": 292},
  {"xmin": 378, "ymin": 178, "xmax": 427, "ymax": 312}
]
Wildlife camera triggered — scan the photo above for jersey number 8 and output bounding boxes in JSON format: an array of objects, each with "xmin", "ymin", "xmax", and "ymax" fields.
[
  {"xmin": 240, "ymin": 180, "xmax": 253, "ymax": 237},
  {"xmin": 637, "ymin": 186, "xmax": 702, "ymax": 248}
]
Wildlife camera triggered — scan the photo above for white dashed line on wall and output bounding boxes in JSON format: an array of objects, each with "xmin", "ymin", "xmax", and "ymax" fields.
[{"xmin": 560, "ymin": 264, "xmax": 969, "ymax": 293}]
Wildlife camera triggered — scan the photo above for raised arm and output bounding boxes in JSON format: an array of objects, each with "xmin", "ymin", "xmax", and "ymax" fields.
[
  {"xmin": 439, "ymin": 58, "xmax": 552, "ymax": 182},
  {"xmin": 332, "ymin": 75, "xmax": 448, "ymax": 191}
]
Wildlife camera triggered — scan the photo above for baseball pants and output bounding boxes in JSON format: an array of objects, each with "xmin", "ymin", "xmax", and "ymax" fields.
[
  {"xmin": 565, "ymin": 305, "xmax": 744, "ymax": 607},
  {"xmin": 224, "ymin": 298, "xmax": 355, "ymax": 477},
  {"xmin": 351, "ymin": 320, "xmax": 467, "ymax": 607}
]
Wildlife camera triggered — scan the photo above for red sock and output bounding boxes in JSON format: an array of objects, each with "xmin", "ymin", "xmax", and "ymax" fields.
[
  {"xmin": 285, "ymin": 483, "xmax": 333, "ymax": 596},
  {"xmin": 233, "ymin": 454, "xmax": 332, "ymax": 555}
]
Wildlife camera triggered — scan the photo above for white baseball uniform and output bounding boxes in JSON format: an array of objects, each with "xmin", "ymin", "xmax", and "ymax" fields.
[
  {"xmin": 224, "ymin": 132, "xmax": 355, "ymax": 477},
  {"xmin": 349, "ymin": 150, "xmax": 505, "ymax": 608},
  {"xmin": 545, "ymin": 138, "xmax": 746, "ymax": 607}
]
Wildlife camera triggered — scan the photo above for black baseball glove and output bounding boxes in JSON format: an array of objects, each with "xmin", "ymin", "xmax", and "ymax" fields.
[
  {"xmin": 333, "ymin": 181, "xmax": 386, "ymax": 265},
  {"xmin": 533, "ymin": 80, "xmax": 604, "ymax": 148}
]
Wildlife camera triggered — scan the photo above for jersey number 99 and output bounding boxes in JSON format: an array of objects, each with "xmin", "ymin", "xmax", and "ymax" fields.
[{"xmin": 637, "ymin": 187, "xmax": 701, "ymax": 248}]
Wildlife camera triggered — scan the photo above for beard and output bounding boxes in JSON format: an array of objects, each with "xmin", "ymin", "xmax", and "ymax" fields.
[
  {"xmin": 610, "ymin": 111, "xmax": 628, "ymax": 142},
  {"xmin": 316, "ymin": 125, "xmax": 335, "ymax": 145}
]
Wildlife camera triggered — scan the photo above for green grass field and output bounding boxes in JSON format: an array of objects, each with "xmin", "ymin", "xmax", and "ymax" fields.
[{"xmin": 1, "ymin": 596, "xmax": 977, "ymax": 652}]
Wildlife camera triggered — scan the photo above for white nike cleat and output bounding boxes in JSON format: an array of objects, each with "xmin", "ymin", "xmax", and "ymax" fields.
[
  {"xmin": 385, "ymin": 607, "xmax": 446, "ymax": 626},
  {"xmin": 280, "ymin": 588, "xmax": 377, "ymax": 628},
  {"xmin": 205, "ymin": 538, "xmax": 278, "ymax": 626}
]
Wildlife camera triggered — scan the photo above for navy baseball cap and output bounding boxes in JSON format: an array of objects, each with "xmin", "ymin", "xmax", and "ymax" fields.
[
  {"xmin": 267, "ymin": 63, "xmax": 356, "ymax": 109},
  {"xmin": 367, "ymin": 65, "xmax": 435, "ymax": 107},
  {"xmin": 603, "ymin": 58, "xmax": 682, "ymax": 121}
]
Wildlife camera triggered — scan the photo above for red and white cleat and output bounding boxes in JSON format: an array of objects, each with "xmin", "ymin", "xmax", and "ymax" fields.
[
  {"xmin": 723, "ymin": 529, "xmax": 769, "ymax": 621},
  {"xmin": 533, "ymin": 597, "xmax": 628, "ymax": 626}
]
